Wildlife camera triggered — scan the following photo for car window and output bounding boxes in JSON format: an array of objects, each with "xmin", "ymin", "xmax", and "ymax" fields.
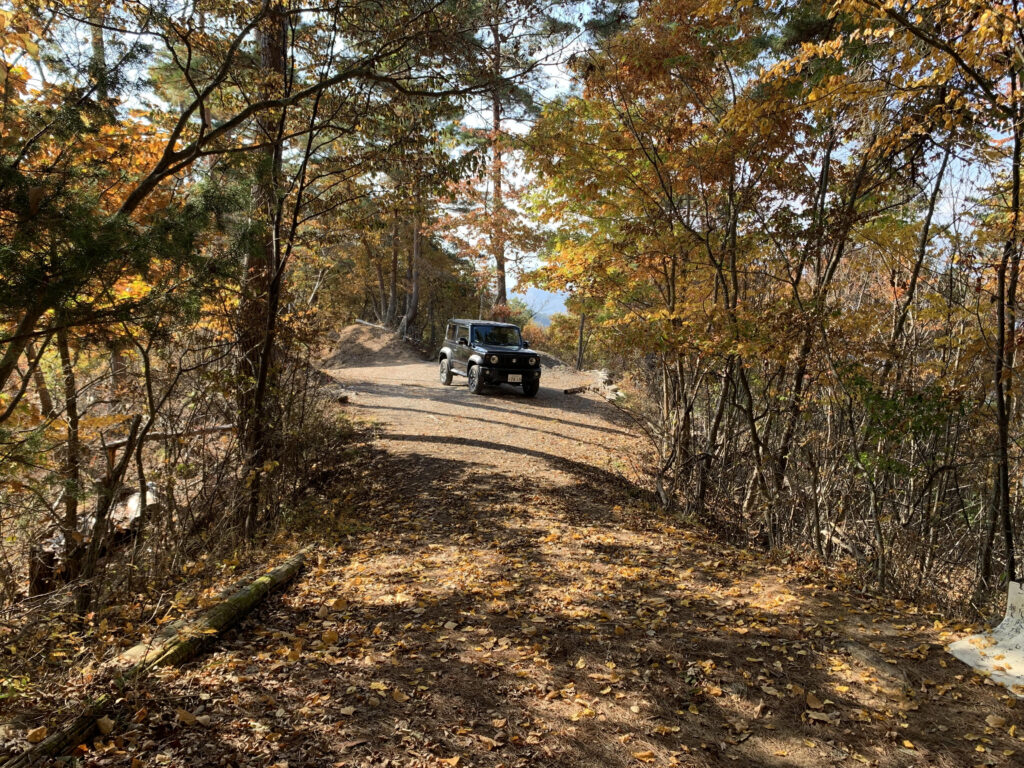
[
  {"xmin": 446, "ymin": 323, "xmax": 455, "ymax": 341},
  {"xmin": 457, "ymin": 324, "xmax": 469, "ymax": 341},
  {"xmin": 471, "ymin": 325, "xmax": 521, "ymax": 347}
]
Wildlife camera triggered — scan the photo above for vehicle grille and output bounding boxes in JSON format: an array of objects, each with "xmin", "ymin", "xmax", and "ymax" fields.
[{"xmin": 501, "ymin": 355, "xmax": 536, "ymax": 369}]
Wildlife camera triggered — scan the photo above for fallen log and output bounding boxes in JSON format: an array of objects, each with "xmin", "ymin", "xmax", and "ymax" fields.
[
  {"xmin": 2, "ymin": 549, "xmax": 308, "ymax": 768},
  {"xmin": 563, "ymin": 385, "xmax": 593, "ymax": 395},
  {"xmin": 354, "ymin": 318, "xmax": 388, "ymax": 330}
]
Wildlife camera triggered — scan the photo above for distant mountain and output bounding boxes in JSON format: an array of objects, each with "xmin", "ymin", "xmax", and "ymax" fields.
[{"xmin": 521, "ymin": 286, "xmax": 566, "ymax": 326}]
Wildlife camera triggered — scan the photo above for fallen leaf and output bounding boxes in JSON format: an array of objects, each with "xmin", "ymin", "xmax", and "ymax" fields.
[
  {"xmin": 392, "ymin": 689, "xmax": 410, "ymax": 703},
  {"xmin": 26, "ymin": 726, "xmax": 47, "ymax": 744},
  {"xmin": 806, "ymin": 711, "xmax": 836, "ymax": 723},
  {"xmin": 477, "ymin": 734, "xmax": 503, "ymax": 749},
  {"xmin": 902, "ymin": 740, "xmax": 915, "ymax": 749},
  {"xmin": 439, "ymin": 758, "xmax": 460, "ymax": 766},
  {"xmin": 338, "ymin": 706, "xmax": 356, "ymax": 716},
  {"xmin": 96, "ymin": 715, "xmax": 115, "ymax": 735},
  {"xmin": 322, "ymin": 629, "xmax": 339, "ymax": 645},
  {"xmin": 986, "ymin": 714, "xmax": 1007, "ymax": 729},
  {"xmin": 176, "ymin": 709, "xmax": 198, "ymax": 726},
  {"xmin": 632, "ymin": 750, "xmax": 656, "ymax": 762},
  {"xmin": 806, "ymin": 691, "xmax": 824, "ymax": 709}
]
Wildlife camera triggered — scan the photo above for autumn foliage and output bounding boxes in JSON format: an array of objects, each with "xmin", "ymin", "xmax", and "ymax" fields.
[{"xmin": 527, "ymin": 0, "xmax": 1024, "ymax": 606}]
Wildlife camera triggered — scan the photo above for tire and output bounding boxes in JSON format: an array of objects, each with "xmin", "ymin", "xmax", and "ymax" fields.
[
  {"xmin": 439, "ymin": 357, "xmax": 453, "ymax": 385},
  {"xmin": 467, "ymin": 364, "xmax": 484, "ymax": 395},
  {"xmin": 522, "ymin": 381, "xmax": 539, "ymax": 398}
]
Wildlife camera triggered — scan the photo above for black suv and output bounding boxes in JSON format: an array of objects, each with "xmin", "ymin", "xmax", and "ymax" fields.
[{"xmin": 438, "ymin": 319, "xmax": 541, "ymax": 397}]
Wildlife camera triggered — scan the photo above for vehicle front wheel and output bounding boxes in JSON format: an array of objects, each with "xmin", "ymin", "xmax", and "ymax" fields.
[
  {"xmin": 522, "ymin": 381, "xmax": 539, "ymax": 398},
  {"xmin": 439, "ymin": 357, "xmax": 453, "ymax": 385},
  {"xmin": 467, "ymin": 364, "xmax": 484, "ymax": 394}
]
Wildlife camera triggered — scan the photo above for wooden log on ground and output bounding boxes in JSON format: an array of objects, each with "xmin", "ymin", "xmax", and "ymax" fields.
[
  {"xmin": 114, "ymin": 549, "xmax": 307, "ymax": 673},
  {"xmin": 354, "ymin": 318, "xmax": 388, "ymax": 330},
  {"xmin": 2, "ymin": 550, "xmax": 308, "ymax": 768},
  {"xmin": 563, "ymin": 385, "xmax": 592, "ymax": 395}
]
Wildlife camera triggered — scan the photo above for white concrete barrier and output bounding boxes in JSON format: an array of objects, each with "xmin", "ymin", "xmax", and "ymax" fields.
[{"xmin": 948, "ymin": 581, "xmax": 1024, "ymax": 697}]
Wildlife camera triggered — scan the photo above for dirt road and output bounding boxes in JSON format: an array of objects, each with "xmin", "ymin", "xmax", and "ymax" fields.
[
  {"xmin": 322, "ymin": 325, "xmax": 640, "ymax": 497},
  {"xmin": 89, "ymin": 326, "xmax": 1020, "ymax": 768}
]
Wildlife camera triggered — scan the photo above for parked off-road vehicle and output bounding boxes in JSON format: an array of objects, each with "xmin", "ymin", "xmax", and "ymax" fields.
[{"xmin": 438, "ymin": 319, "xmax": 541, "ymax": 397}]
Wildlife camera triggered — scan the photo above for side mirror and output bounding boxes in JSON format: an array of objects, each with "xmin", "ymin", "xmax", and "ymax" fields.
[
  {"xmin": 458, "ymin": 337, "xmax": 468, "ymax": 346},
  {"xmin": 521, "ymin": 340, "xmax": 530, "ymax": 348}
]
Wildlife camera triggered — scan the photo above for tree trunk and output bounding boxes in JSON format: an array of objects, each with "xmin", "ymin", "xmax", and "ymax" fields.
[
  {"xmin": 576, "ymin": 313, "xmax": 586, "ymax": 370},
  {"xmin": 74, "ymin": 416, "xmax": 142, "ymax": 613},
  {"xmin": 238, "ymin": 3, "xmax": 287, "ymax": 537},
  {"xmin": 25, "ymin": 340, "xmax": 55, "ymax": 418},
  {"xmin": 994, "ymin": 88, "xmax": 1022, "ymax": 583},
  {"xmin": 56, "ymin": 327, "xmax": 82, "ymax": 581},
  {"xmin": 385, "ymin": 218, "xmax": 399, "ymax": 326},
  {"xmin": 0, "ymin": 304, "xmax": 46, "ymax": 403},
  {"xmin": 399, "ymin": 199, "xmax": 422, "ymax": 337},
  {"xmin": 490, "ymin": 14, "xmax": 507, "ymax": 307}
]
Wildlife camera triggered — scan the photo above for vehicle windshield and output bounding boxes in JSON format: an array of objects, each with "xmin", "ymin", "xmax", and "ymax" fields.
[{"xmin": 471, "ymin": 325, "xmax": 521, "ymax": 347}]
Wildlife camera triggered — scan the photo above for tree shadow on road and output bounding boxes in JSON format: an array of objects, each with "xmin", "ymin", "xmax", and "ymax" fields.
[{"xmin": 109, "ymin": 416, "xmax": 1019, "ymax": 768}]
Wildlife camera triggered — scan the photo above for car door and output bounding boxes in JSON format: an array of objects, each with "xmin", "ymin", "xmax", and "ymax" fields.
[{"xmin": 453, "ymin": 323, "xmax": 470, "ymax": 372}]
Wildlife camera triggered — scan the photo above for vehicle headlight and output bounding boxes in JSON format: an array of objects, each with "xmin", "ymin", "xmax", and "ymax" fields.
[
  {"xmin": 489, "ymin": 354, "xmax": 499, "ymax": 365},
  {"xmin": 529, "ymin": 357, "xmax": 538, "ymax": 366}
]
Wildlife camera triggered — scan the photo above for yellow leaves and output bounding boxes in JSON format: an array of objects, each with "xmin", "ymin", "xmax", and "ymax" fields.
[
  {"xmin": 438, "ymin": 758, "xmax": 460, "ymax": 766},
  {"xmin": 806, "ymin": 690, "xmax": 824, "ymax": 709},
  {"xmin": 26, "ymin": 725, "xmax": 47, "ymax": 743},
  {"xmin": 902, "ymin": 739, "xmax": 915, "ymax": 749},
  {"xmin": 321, "ymin": 629, "xmax": 339, "ymax": 645},
  {"xmin": 632, "ymin": 750, "xmax": 656, "ymax": 762},
  {"xmin": 391, "ymin": 689, "xmax": 410, "ymax": 703}
]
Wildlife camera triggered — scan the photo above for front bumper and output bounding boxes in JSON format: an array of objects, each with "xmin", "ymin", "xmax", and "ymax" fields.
[{"xmin": 479, "ymin": 367, "xmax": 542, "ymax": 385}]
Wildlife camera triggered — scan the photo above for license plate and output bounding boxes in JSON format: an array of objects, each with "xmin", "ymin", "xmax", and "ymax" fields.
[{"xmin": 508, "ymin": 374, "xmax": 522, "ymax": 383}]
